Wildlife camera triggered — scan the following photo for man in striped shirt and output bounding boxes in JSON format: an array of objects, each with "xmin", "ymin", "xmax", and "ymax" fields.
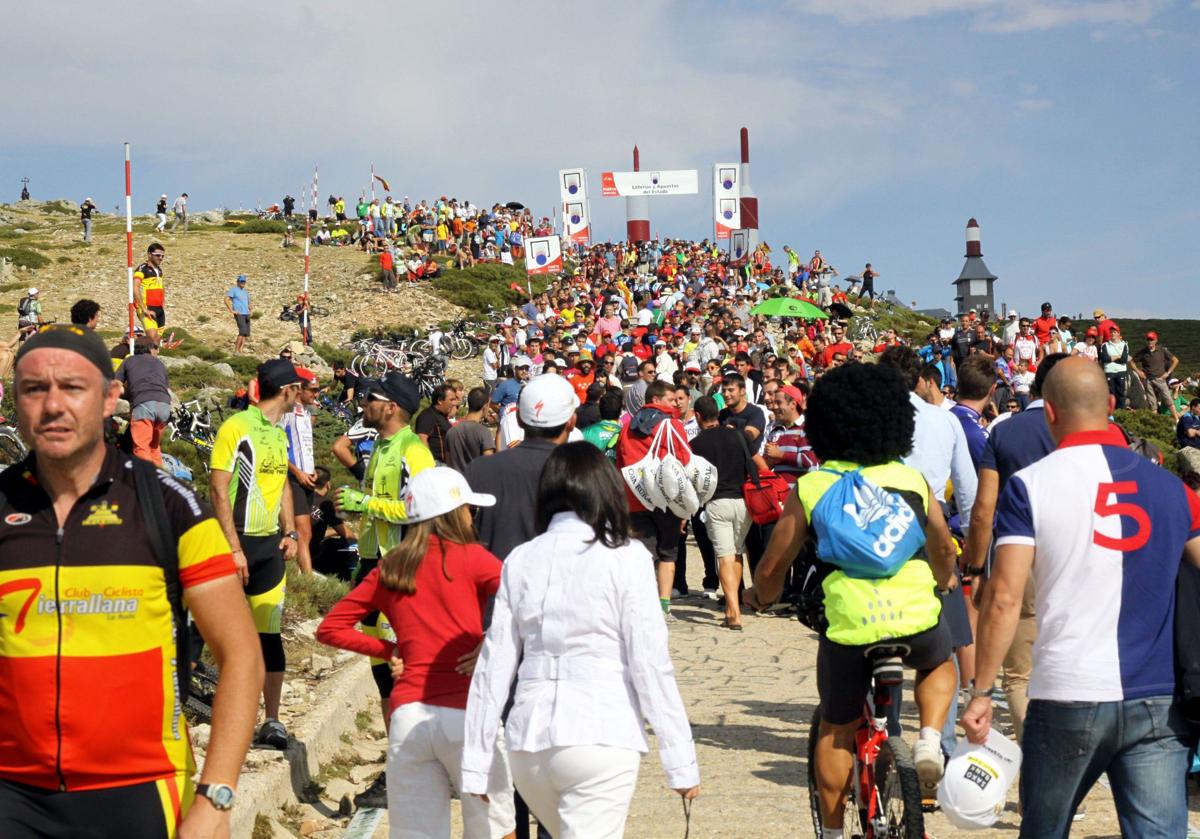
[
  {"xmin": 763, "ymin": 383, "xmax": 818, "ymax": 484},
  {"xmin": 283, "ymin": 368, "xmax": 318, "ymax": 574}
]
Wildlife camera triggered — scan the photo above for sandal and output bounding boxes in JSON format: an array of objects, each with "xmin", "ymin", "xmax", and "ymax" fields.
[{"xmin": 722, "ymin": 617, "xmax": 743, "ymax": 631}]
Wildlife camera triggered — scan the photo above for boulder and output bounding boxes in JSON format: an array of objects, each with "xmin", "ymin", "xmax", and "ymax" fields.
[
  {"xmin": 1177, "ymin": 447, "xmax": 1200, "ymax": 477},
  {"xmin": 308, "ymin": 653, "xmax": 334, "ymax": 677},
  {"xmin": 193, "ymin": 210, "xmax": 225, "ymax": 225},
  {"xmin": 211, "ymin": 362, "xmax": 236, "ymax": 379}
]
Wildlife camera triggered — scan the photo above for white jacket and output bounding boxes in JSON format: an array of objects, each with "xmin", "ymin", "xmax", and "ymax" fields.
[{"xmin": 461, "ymin": 513, "xmax": 699, "ymax": 793}]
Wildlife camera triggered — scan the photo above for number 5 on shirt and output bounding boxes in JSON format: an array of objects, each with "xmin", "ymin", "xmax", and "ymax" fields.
[{"xmin": 1093, "ymin": 481, "xmax": 1151, "ymax": 552}]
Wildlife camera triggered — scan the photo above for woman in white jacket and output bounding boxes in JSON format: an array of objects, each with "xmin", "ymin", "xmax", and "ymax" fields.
[{"xmin": 462, "ymin": 442, "xmax": 700, "ymax": 838}]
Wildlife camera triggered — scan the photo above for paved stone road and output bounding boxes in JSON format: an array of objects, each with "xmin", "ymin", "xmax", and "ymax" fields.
[{"xmin": 400, "ymin": 546, "xmax": 1200, "ymax": 838}]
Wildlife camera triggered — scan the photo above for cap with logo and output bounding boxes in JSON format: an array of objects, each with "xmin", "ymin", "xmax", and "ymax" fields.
[
  {"xmin": 518, "ymin": 374, "xmax": 579, "ymax": 427},
  {"xmin": 401, "ymin": 467, "xmax": 495, "ymax": 524},
  {"xmin": 937, "ymin": 730, "xmax": 1022, "ymax": 830}
]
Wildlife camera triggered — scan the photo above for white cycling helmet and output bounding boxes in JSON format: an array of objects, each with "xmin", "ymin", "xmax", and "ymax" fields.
[{"xmin": 937, "ymin": 729, "xmax": 1021, "ymax": 830}]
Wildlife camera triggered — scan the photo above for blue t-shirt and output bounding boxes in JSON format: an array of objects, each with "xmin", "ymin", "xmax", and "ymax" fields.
[
  {"xmin": 950, "ymin": 403, "xmax": 988, "ymax": 469},
  {"xmin": 226, "ymin": 286, "xmax": 250, "ymax": 315},
  {"xmin": 979, "ymin": 401, "xmax": 1056, "ymax": 490},
  {"xmin": 1177, "ymin": 413, "xmax": 1200, "ymax": 449},
  {"xmin": 491, "ymin": 378, "xmax": 522, "ymax": 409}
]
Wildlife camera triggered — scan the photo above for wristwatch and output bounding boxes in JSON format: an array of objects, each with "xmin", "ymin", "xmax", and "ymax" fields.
[
  {"xmin": 968, "ymin": 681, "xmax": 995, "ymax": 700},
  {"xmin": 196, "ymin": 783, "xmax": 236, "ymax": 811},
  {"xmin": 285, "ymin": 530, "xmax": 300, "ymax": 541}
]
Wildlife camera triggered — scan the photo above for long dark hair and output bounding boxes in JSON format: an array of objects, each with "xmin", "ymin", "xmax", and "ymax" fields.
[{"xmin": 535, "ymin": 442, "xmax": 629, "ymax": 548}]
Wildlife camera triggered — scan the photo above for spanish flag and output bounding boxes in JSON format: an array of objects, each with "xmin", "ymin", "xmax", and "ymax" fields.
[{"xmin": 373, "ymin": 174, "xmax": 391, "ymax": 193}]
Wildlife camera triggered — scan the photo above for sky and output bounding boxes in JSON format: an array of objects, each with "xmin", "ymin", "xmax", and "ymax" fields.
[{"xmin": 2, "ymin": 0, "xmax": 1197, "ymax": 317}]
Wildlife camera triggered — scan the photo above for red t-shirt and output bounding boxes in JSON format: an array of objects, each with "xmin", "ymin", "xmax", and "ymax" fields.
[
  {"xmin": 316, "ymin": 537, "xmax": 501, "ymax": 712},
  {"xmin": 821, "ymin": 341, "xmax": 855, "ymax": 367},
  {"xmin": 379, "ymin": 251, "xmax": 394, "ymax": 271},
  {"xmin": 1033, "ymin": 315, "xmax": 1057, "ymax": 344}
]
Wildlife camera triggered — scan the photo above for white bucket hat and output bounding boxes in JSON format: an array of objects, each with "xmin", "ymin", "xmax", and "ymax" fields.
[{"xmin": 401, "ymin": 467, "xmax": 495, "ymax": 524}]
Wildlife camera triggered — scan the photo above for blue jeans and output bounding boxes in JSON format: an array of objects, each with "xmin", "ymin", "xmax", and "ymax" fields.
[{"xmin": 1019, "ymin": 695, "xmax": 1190, "ymax": 838}]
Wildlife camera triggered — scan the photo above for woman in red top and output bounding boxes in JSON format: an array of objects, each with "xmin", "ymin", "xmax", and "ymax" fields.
[{"xmin": 317, "ymin": 467, "xmax": 514, "ymax": 838}]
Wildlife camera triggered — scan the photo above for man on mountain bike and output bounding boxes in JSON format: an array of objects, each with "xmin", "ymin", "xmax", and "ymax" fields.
[{"xmin": 745, "ymin": 363, "xmax": 958, "ymax": 838}]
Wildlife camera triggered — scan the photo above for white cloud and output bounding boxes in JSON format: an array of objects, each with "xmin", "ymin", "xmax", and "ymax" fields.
[
  {"xmin": 788, "ymin": 0, "xmax": 1169, "ymax": 31},
  {"xmin": 1016, "ymin": 98, "xmax": 1055, "ymax": 112}
]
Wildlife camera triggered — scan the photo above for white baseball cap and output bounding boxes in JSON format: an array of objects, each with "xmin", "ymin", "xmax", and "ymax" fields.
[
  {"xmin": 937, "ymin": 730, "xmax": 1022, "ymax": 830},
  {"xmin": 27, "ymin": 287, "xmax": 38, "ymax": 296},
  {"xmin": 401, "ymin": 467, "xmax": 495, "ymax": 524},
  {"xmin": 512, "ymin": 355, "xmax": 533, "ymax": 369},
  {"xmin": 518, "ymin": 374, "xmax": 579, "ymax": 427}
]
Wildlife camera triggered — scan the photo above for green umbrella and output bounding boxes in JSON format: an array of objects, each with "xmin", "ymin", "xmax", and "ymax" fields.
[{"xmin": 750, "ymin": 297, "xmax": 829, "ymax": 319}]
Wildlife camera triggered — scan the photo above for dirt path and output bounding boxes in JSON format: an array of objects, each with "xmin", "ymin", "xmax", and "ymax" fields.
[{"xmin": 358, "ymin": 543, "xmax": 1200, "ymax": 838}]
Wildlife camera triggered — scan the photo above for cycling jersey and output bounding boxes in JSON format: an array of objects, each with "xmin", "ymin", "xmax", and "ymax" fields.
[
  {"xmin": 134, "ymin": 262, "xmax": 164, "ymax": 309},
  {"xmin": 0, "ymin": 447, "xmax": 235, "ymax": 793},
  {"xmin": 210, "ymin": 405, "xmax": 289, "ymax": 537},
  {"xmin": 794, "ymin": 460, "xmax": 941, "ymax": 646},
  {"xmin": 357, "ymin": 426, "xmax": 434, "ymax": 561}
]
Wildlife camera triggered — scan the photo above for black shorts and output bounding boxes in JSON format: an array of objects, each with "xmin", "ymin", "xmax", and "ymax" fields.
[
  {"xmin": 0, "ymin": 776, "xmax": 181, "ymax": 839},
  {"xmin": 816, "ymin": 619, "xmax": 953, "ymax": 726},
  {"xmin": 288, "ymin": 473, "xmax": 314, "ymax": 518},
  {"xmin": 630, "ymin": 509, "xmax": 681, "ymax": 564},
  {"xmin": 146, "ymin": 306, "xmax": 165, "ymax": 328},
  {"xmin": 234, "ymin": 313, "xmax": 251, "ymax": 337},
  {"xmin": 242, "ymin": 534, "xmax": 286, "ymax": 634}
]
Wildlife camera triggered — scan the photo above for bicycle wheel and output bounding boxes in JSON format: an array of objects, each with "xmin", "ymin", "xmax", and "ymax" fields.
[
  {"xmin": 450, "ymin": 336, "xmax": 473, "ymax": 360},
  {"xmin": 808, "ymin": 708, "xmax": 868, "ymax": 839},
  {"xmin": 410, "ymin": 338, "xmax": 432, "ymax": 356},
  {"xmin": 0, "ymin": 430, "xmax": 27, "ymax": 464},
  {"xmin": 873, "ymin": 737, "xmax": 925, "ymax": 838}
]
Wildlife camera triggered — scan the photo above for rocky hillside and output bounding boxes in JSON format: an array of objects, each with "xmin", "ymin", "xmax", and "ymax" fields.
[{"xmin": 0, "ymin": 200, "xmax": 465, "ymax": 353}]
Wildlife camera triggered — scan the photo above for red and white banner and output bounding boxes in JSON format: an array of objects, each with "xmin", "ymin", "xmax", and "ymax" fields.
[
  {"xmin": 525, "ymin": 235, "xmax": 563, "ymax": 275},
  {"xmin": 601, "ymin": 169, "xmax": 699, "ymax": 197},
  {"xmin": 559, "ymin": 168, "xmax": 586, "ymax": 203},
  {"xmin": 713, "ymin": 163, "xmax": 740, "ymax": 240},
  {"xmin": 563, "ymin": 200, "xmax": 590, "ymax": 244},
  {"xmin": 730, "ymin": 229, "xmax": 751, "ymax": 266}
]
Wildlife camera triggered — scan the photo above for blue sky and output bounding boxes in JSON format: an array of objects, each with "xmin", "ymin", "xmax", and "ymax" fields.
[{"xmin": 3, "ymin": 1, "xmax": 1196, "ymax": 317}]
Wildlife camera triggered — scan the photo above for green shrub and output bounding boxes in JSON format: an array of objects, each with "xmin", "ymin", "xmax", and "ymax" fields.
[
  {"xmin": 312, "ymin": 342, "xmax": 350, "ymax": 366},
  {"xmin": 56, "ymin": 255, "xmax": 71, "ymax": 263},
  {"xmin": 195, "ymin": 314, "xmax": 210, "ymax": 324},
  {"xmin": 161, "ymin": 327, "xmax": 229, "ymax": 363},
  {"xmin": 42, "ymin": 200, "xmax": 74, "ymax": 215},
  {"xmin": 430, "ymin": 262, "xmax": 549, "ymax": 315},
  {"xmin": 0, "ymin": 247, "xmax": 50, "ymax": 270},
  {"xmin": 250, "ymin": 311, "xmax": 263, "ymax": 320},
  {"xmin": 166, "ymin": 363, "xmax": 240, "ymax": 392},
  {"xmin": 227, "ymin": 355, "xmax": 261, "ymax": 379},
  {"xmin": 232, "ymin": 219, "xmax": 288, "ymax": 235},
  {"xmin": 285, "ymin": 565, "xmax": 349, "ymax": 619},
  {"xmin": 1114, "ymin": 408, "xmax": 1178, "ymax": 472}
]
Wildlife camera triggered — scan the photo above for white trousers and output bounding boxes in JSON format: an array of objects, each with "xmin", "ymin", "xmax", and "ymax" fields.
[
  {"xmin": 386, "ymin": 703, "xmax": 515, "ymax": 839},
  {"xmin": 509, "ymin": 746, "xmax": 641, "ymax": 839}
]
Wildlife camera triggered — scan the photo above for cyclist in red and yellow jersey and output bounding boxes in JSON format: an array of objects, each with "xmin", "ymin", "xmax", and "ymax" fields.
[
  {"xmin": 0, "ymin": 325, "xmax": 263, "ymax": 839},
  {"xmin": 134, "ymin": 243, "xmax": 167, "ymax": 343}
]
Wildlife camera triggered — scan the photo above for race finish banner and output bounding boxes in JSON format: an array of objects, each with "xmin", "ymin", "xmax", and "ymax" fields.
[
  {"xmin": 601, "ymin": 170, "xmax": 699, "ymax": 197},
  {"xmin": 525, "ymin": 235, "xmax": 563, "ymax": 275},
  {"xmin": 730, "ymin": 229, "xmax": 751, "ymax": 266},
  {"xmin": 558, "ymin": 168, "xmax": 591, "ymax": 244},
  {"xmin": 713, "ymin": 163, "xmax": 740, "ymax": 240}
]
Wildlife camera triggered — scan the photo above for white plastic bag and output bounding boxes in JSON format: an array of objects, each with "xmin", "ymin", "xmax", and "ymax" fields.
[
  {"xmin": 621, "ymin": 420, "xmax": 670, "ymax": 511},
  {"xmin": 660, "ymin": 421, "xmax": 701, "ymax": 519},
  {"xmin": 687, "ymin": 453, "xmax": 718, "ymax": 505}
]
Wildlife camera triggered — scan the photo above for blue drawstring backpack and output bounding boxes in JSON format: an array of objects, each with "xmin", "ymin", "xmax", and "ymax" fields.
[{"xmin": 810, "ymin": 467, "xmax": 926, "ymax": 579}]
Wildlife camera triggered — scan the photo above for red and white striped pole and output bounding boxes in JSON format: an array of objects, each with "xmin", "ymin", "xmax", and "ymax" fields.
[
  {"xmin": 302, "ymin": 166, "xmax": 318, "ymax": 344},
  {"xmin": 124, "ymin": 142, "xmax": 135, "ymax": 353}
]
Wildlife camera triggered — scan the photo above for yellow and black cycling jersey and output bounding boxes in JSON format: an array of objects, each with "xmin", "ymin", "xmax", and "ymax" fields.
[{"xmin": 210, "ymin": 405, "xmax": 290, "ymax": 537}]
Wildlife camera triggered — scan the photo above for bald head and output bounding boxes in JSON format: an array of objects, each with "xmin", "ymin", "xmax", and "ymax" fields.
[{"xmin": 1042, "ymin": 356, "xmax": 1114, "ymax": 440}]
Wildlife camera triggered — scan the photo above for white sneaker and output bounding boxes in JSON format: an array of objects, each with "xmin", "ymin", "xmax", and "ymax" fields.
[
  {"xmin": 913, "ymin": 738, "xmax": 944, "ymax": 794},
  {"xmin": 701, "ymin": 588, "xmax": 719, "ymax": 601}
]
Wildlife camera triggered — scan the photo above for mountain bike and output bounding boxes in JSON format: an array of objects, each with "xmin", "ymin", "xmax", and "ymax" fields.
[
  {"xmin": 850, "ymin": 317, "xmax": 879, "ymax": 346},
  {"xmin": 318, "ymin": 394, "xmax": 355, "ymax": 428},
  {"xmin": 168, "ymin": 401, "xmax": 221, "ymax": 465},
  {"xmin": 0, "ymin": 423, "xmax": 27, "ymax": 465},
  {"xmin": 807, "ymin": 644, "xmax": 924, "ymax": 839}
]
